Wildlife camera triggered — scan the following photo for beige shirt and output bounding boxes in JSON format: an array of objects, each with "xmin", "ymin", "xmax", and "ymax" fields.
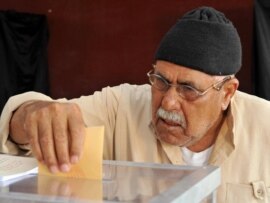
[{"xmin": 0, "ymin": 83, "xmax": 270, "ymax": 202}]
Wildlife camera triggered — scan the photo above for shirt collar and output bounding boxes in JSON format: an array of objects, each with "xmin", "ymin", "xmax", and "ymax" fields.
[{"xmin": 208, "ymin": 104, "xmax": 235, "ymax": 165}]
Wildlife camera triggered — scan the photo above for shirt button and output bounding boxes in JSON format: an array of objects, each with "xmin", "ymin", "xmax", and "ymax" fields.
[
  {"xmin": 256, "ymin": 188, "xmax": 264, "ymax": 200},
  {"xmin": 252, "ymin": 181, "xmax": 266, "ymax": 200}
]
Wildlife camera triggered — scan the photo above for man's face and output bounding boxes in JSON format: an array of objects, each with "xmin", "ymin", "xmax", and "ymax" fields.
[{"xmin": 151, "ymin": 61, "xmax": 228, "ymax": 151}]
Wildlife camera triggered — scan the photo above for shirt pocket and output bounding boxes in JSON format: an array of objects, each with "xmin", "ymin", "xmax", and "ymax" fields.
[{"xmin": 226, "ymin": 181, "xmax": 270, "ymax": 203}]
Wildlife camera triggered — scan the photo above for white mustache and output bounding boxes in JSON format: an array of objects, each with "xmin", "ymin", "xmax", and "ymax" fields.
[{"xmin": 157, "ymin": 108, "xmax": 186, "ymax": 128}]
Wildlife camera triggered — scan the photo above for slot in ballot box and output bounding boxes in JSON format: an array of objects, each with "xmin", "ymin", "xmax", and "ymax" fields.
[{"xmin": 0, "ymin": 160, "xmax": 221, "ymax": 203}]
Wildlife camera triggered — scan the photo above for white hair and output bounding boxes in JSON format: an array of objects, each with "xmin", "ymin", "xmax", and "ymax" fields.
[{"xmin": 157, "ymin": 107, "xmax": 186, "ymax": 129}]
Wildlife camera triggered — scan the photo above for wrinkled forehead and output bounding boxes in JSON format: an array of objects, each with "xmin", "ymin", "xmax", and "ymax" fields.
[{"xmin": 154, "ymin": 60, "xmax": 219, "ymax": 82}]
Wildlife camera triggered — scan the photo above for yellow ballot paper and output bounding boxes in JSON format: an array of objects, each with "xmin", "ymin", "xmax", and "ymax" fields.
[
  {"xmin": 38, "ymin": 126, "xmax": 104, "ymax": 201},
  {"xmin": 38, "ymin": 126, "xmax": 104, "ymax": 180}
]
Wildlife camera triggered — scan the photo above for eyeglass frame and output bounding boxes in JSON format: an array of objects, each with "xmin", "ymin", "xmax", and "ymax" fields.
[{"xmin": 147, "ymin": 67, "xmax": 233, "ymax": 101}]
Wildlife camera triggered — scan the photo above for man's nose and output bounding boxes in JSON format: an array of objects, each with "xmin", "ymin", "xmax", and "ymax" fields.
[{"xmin": 161, "ymin": 86, "xmax": 182, "ymax": 109}]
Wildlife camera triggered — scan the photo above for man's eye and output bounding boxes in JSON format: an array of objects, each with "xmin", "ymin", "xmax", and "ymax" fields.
[
  {"xmin": 180, "ymin": 85, "xmax": 195, "ymax": 92},
  {"xmin": 156, "ymin": 77, "xmax": 166, "ymax": 84}
]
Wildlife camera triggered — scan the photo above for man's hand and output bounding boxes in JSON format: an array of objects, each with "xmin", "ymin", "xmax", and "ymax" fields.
[{"xmin": 10, "ymin": 101, "xmax": 85, "ymax": 173}]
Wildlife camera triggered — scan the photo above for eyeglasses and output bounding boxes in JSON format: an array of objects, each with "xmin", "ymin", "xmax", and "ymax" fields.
[{"xmin": 147, "ymin": 69, "xmax": 233, "ymax": 101}]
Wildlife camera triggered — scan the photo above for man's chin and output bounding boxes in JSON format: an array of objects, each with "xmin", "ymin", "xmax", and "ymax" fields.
[{"xmin": 156, "ymin": 133, "xmax": 192, "ymax": 146}]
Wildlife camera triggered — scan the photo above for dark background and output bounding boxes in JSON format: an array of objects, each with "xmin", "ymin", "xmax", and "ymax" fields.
[{"xmin": 0, "ymin": 0, "xmax": 254, "ymax": 99}]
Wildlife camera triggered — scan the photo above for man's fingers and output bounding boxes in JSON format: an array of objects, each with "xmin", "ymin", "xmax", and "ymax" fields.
[
  {"xmin": 25, "ymin": 115, "xmax": 43, "ymax": 162},
  {"xmin": 38, "ymin": 118, "xmax": 58, "ymax": 173},
  {"xmin": 12, "ymin": 101, "xmax": 85, "ymax": 174},
  {"xmin": 52, "ymin": 114, "xmax": 70, "ymax": 172},
  {"xmin": 67, "ymin": 104, "xmax": 85, "ymax": 164}
]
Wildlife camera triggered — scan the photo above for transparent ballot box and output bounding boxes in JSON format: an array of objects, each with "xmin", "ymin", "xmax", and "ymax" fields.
[{"xmin": 0, "ymin": 160, "xmax": 220, "ymax": 203}]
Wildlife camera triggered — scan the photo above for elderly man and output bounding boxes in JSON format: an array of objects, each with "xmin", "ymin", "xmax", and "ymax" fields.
[{"xmin": 0, "ymin": 6, "xmax": 269, "ymax": 202}]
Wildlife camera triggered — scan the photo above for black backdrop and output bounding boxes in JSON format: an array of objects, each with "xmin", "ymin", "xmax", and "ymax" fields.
[
  {"xmin": 254, "ymin": 0, "xmax": 270, "ymax": 100},
  {"xmin": 0, "ymin": 10, "xmax": 49, "ymax": 114}
]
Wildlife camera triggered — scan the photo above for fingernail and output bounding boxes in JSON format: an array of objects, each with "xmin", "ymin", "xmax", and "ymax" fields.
[
  {"xmin": 50, "ymin": 165, "xmax": 59, "ymax": 174},
  {"xmin": 60, "ymin": 164, "xmax": 70, "ymax": 172},
  {"xmin": 70, "ymin": 155, "xmax": 79, "ymax": 164}
]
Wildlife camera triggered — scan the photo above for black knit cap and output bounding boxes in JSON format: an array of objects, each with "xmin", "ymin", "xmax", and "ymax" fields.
[{"xmin": 154, "ymin": 6, "xmax": 242, "ymax": 75}]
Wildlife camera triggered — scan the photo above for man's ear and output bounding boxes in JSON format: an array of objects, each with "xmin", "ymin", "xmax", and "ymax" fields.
[{"xmin": 221, "ymin": 78, "xmax": 239, "ymax": 111}]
